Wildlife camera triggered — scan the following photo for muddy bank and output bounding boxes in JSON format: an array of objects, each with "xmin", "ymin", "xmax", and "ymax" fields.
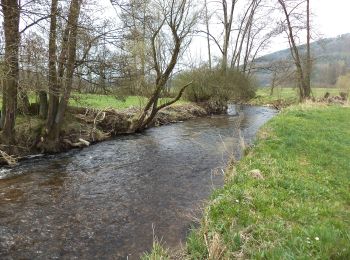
[{"xmin": 0, "ymin": 102, "xmax": 225, "ymax": 165}]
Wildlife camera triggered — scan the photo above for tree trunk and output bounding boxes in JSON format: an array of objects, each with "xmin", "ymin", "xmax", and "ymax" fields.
[
  {"xmin": 230, "ymin": 0, "xmax": 255, "ymax": 69},
  {"xmin": 1, "ymin": 0, "xmax": 20, "ymax": 146},
  {"xmin": 119, "ymin": 0, "xmax": 195, "ymax": 133},
  {"xmin": 46, "ymin": 0, "xmax": 59, "ymax": 131},
  {"xmin": 279, "ymin": 0, "xmax": 307, "ymax": 101},
  {"xmin": 45, "ymin": 0, "xmax": 82, "ymax": 149},
  {"xmin": 18, "ymin": 90, "xmax": 30, "ymax": 114},
  {"xmin": 205, "ymin": 0, "xmax": 212, "ymax": 69},
  {"xmin": 39, "ymin": 91, "xmax": 48, "ymax": 118},
  {"xmin": 270, "ymin": 71, "xmax": 277, "ymax": 96},
  {"xmin": 39, "ymin": 0, "xmax": 82, "ymax": 152},
  {"xmin": 221, "ymin": 0, "xmax": 236, "ymax": 71},
  {"xmin": 0, "ymin": 85, "xmax": 6, "ymax": 129},
  {"xmin": 305, "ymin": 0, "xmax": 311, "ymax": 98}
]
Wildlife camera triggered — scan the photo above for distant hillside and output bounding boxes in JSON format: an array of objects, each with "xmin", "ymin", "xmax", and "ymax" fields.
[{"xmin": 254, "ymin": 33, "xmax": 350, "ymax": 86}]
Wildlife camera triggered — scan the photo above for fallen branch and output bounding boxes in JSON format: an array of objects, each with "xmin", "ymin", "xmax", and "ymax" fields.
[
  {"xmin": 0, "ymin": 150, "xmax": 17, "ymax": 166},
  {"xmin": 63, "ymin": 138, "xmax": 90, "ymax": 148}
]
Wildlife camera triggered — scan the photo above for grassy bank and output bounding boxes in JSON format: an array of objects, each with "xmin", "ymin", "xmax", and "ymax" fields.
[
  {"xmin": 0, "ymin": 94, "xmax": 188, "ymax": 110},
  {"xmin": 248, "ymin": 87, "xmax": 342, "ymax": 107},
  {"xmin": 69, "ymin": 94, "xmax": 189, "ymax": 110},
  {"xmin": 183, "ymin": 104, "xmax": 350, "ymax": 259}
]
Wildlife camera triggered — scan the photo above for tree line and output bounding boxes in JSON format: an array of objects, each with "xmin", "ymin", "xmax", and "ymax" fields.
[{"xmin": 0, "ymin": 0, "xmax": 313, "ymax": 153}]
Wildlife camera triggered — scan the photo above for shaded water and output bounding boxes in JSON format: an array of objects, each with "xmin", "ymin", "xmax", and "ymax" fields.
[{"xmin": 0, "ymin": 106, "xmax": 276, "ymax": 259}]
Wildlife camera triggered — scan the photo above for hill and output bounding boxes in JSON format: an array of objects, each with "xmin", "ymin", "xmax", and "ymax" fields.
[{"xmin": 254, "ymin": 33, "xmax": 350, "ymax": 86}]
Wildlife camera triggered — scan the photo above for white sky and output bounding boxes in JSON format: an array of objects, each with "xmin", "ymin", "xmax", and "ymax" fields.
[
  {"xmin": 264, "ymin": 0, "xmax": 350, "ymax": 54},
  {"xmin": 313, "ymin": 0, "xmax": 350, "ymax": 39},
  {"xmin": 99, "ymin": 0, "xmax": 350, "ymax": 61}
]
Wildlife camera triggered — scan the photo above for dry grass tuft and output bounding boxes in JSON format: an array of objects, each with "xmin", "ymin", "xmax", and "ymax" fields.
[{"xmin": 204, "ymin": 232, "xmax": 226, "ymax": 260}]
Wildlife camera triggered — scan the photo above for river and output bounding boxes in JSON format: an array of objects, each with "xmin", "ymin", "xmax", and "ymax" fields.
[{"xmin": 0, "ymin": 106, "xmax": 276, "ymax": 259}]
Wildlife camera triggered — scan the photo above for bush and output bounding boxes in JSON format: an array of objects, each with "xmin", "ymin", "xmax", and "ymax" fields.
[
  {"xmin": 173, "ymin": 66, "xmax": 257, "ymax": 103},
  {"xmin": 336, "ymin": 72, "xmax": 350, "ymax": 99}
]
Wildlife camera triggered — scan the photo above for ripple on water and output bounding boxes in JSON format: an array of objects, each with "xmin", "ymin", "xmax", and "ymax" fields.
[
  {"xmin": 0, "ymin": 106, "xmax": 277, "ymax": 259},
  {"xmin": 0, "ymin": 168, "xmax": 12, "ymax": 180}
]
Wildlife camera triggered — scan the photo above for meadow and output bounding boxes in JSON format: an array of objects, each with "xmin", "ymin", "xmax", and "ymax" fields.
[
  {"xmin": 185, "ymin": 104, "xmax": 350, "ymax": 259},
  {"xmin": 0, "ymin": 94, "xmax": 189, "ymax": 111},
  {"xmin": 69, "ymin": 94, "xmax": 189, "ymax": 110},
  {"xmin": 248, "ymin": 87, "xmax": 342, "ymax": 106}
]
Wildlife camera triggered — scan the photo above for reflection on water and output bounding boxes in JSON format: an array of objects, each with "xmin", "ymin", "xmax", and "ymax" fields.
[{"xmin": 0, "ymin": 106, "xmax": 276, "ymax": 259}]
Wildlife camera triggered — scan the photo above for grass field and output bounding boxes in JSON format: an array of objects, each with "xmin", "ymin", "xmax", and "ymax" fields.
[
  {"xmin": 0, "ymin": 88, "xmax": 341, "ymax": 110},
  {"xmin": 69, "ymin": 94, "xmax": 189, "ymax": 110},
  {"xmin": 184, "ymin": 104, "xmax": 350, "ymax": 259},
  {"xmin": 0, "ymin": 94, "xmax": 189, "ymax": 110},
  {"xmin": 248, "ymin": 87, "xmax": 342, "ymax": 106}
]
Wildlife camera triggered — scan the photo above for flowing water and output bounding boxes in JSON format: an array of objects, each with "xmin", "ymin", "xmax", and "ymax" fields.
[{"xmin": 0, "ymin": 106, "xmax": 276, "ymax": 259}]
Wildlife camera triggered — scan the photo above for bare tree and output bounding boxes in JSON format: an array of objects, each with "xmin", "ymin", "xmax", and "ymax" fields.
[
  {"xmin": 19, "ymin": 33, "xmax": 44, "ymax": 115},
  {"xmin": 305, "ymin": 0, "xmax": 311, "ymax": 96},
  {"xmin": 200, "ymin": 0, "xmax": 274, "ymax": 75},
  {"xmin": 129, "ymin": 0, "xmax": 199, "ymax": 131},
  {"xmin": 229, "ymin": 0, "xmax": 277, "ymax": 76},
  {"xmin": 204, "ymin": 0, "xmax": 212, "ymax": 69},
  {"xmin": 42, "ymin": 0, "xmax": 83, "ymax": 151},
  {"xmin": 278, "ymin": 0, "xmax": 311, "ymax": 100},
  {"xmin": 115, "ymin": 0, "xmax": 152, "ymax": 96},
  {"xmin": 198, "ymin": 0, "xmax": 238, "ymax": 70},
  {"xmin": 264, "ymin": 59, "xmax": 295, "ymax": 95},
  {"xmin": 230, "ymin": 0, "xmax": 257, "ymax": 70},
  {"xmin": 221, "ymin": 0, "xmax": 238, "ymax": 71},
  {"xmin": 1, "ymin": 0, "xmax": 53, "ymax": 150},
  {"xmin": 45, "ymin": 0, "xmax": 59, "ymax": 144}
]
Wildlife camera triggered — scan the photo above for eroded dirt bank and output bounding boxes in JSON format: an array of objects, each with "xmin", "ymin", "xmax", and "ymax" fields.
[{"xmin": 0, "ymin": 102, "xmax": 226, "ymax": 165}]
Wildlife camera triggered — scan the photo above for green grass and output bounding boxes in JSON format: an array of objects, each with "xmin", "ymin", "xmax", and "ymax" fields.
[
  {"xmin": 249, "ymin": 87, "xmax": 342, "ymax": 106},
  {"xmin": 0, "ymin": 94, "xmax": 188, "ymax": 110},
  {"xmin": 141, "ymin": 240, "xmax": 170, "ymax": 260},
  {"xmin": 69, "ymin": 94, "xmax": 188, "ymax": 110},
  {"xmin": 187, "ymin": 104, "xmax": 350, "ymax": 259},
  {"xmin": 0, "ymin": 88, "xmax": 340, "ymax": 110}
]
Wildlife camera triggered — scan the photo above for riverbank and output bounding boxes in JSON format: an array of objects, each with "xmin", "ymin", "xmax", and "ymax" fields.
[
  {"xmin": 144, "ymin": 103, "xmax": 350, "ymax": 259},
  {"xmin": 245, "ymin": 87, "xmax": 347, "ymax": 109},
  {"xmin": 184, "ymin": 103, "xmax": 350, "ymax": 259},
  {"xmin": 0, "ymin": 102, "xmax": 222, "ymax": 165},
  {"xmin": 0, "ymin": 106, "xmax": 276, "ymax": 259}
]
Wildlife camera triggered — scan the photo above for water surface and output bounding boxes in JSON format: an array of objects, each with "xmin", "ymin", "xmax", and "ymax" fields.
[{"xmin": 0, "ymin": 106, "xmax": 276, "ymax": 259}]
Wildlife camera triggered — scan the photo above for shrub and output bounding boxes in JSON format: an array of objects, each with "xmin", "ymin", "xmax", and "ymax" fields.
[
  {"xmin": 173, "ymin": 66, "xmax": 257, "ymax": 103},
  {"xmin": 336, "ymin": 72, "xmax": 350, "ymax": 99}
]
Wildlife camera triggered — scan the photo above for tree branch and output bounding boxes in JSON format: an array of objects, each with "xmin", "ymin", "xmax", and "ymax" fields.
[
  {"xmin": 156, "ymin": 81, "xmax": 192, "ymax": 111},
  {"xmin": 20, "ymin": 15, "xmax": 50, "ymax": 34}
]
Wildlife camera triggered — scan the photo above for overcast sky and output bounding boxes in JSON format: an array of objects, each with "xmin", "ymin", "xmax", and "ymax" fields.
[
  {"xmin": 263, "ymin": 0, "xmax": 350, "ymax": 54},
  {"xmin": 313, "ymin": 0, "xmax": 350, "ymax": 39},
  {"xmin": 102, "ymin": 0, "xmax": 350, "ymax": 60}
]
